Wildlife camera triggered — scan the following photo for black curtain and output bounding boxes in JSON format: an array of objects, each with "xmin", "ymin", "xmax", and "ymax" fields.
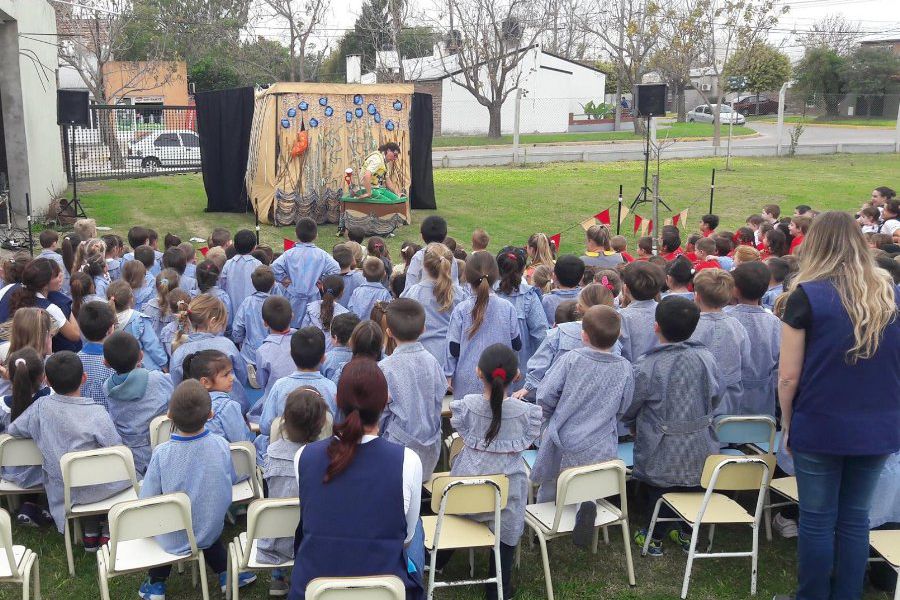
[
  {"xmin": 409, "ymin": 92, "xmax": 436, "ymax": 210},
  {"xmin": 196, "ymin": 87, "xmax": 255, "ymax": 213}
]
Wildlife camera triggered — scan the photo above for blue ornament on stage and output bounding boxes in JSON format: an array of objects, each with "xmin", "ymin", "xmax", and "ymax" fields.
[
  {"xmin": 309, "ymin": 118, "xmax": 319, "ymax": 127},
  {"xmin": 324, "ymin": 106, "xmax": 334, "ymax": 117},
  {"xmin": 345, "ymin": 111, "xmax": 353, "ymax": 122},
  {"xmin": 393, "ymin": 100, "xmax": 403, "ymax": 111},
  {"xmin": 280, "ymin": 119, "xmax": 291, "ymax": 129},
  {"xmin": 367, "ymin": 103, "xmax": 377, "ymax": 115},
  {"xmin": 355, "ymin": 107, "xmax": 364, "ymax": 118},
  {"xmin": 373, "ymin": 113, "xmax": 382, "ymax": 123},
  {"xmin": 385, "ymin": 120, "xmax": 396, "ymax": 131},
  {"xmin": 287, "ymin": 107, "xmax": 296, "ymax": 118},
  {"xmin": 318, "ymin": 97, "xmax": 328, "ymax": 106},
  {"xmin": 299, "ymin": 101, "xmax": 309, "ymax": 111},
  {"xmin": 353, "ymin": 94, "xmax": 363, "ymax": 105}
]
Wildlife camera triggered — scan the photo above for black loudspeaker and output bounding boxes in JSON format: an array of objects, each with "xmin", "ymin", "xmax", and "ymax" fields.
[
  {"xmin": 636, "ymin": 84, "xmax": 667, "ymax": 117},
  {"xmin": 57, "ymin": 90, "xmax": 90, "ymax": 126}
]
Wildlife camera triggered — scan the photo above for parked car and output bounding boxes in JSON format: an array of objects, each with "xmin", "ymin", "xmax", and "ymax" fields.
[
  {"xmin": 686, "ymin": 104, "xmax": 746, "ymax": 125},
  {"xmin": 733, "ymin": 94, "xmax": 779, "ymax": 116},
  {"xmin": 127, "ymin": 130, "xmax": 201, "ymax": 170}
]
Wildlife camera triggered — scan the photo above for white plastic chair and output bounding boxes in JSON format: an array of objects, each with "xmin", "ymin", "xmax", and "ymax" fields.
[
  {"xmin": 524, "ymin": 460, "xmax": 635, "ymax": 600},
  {"xmin": 0, "ymin": 435, "xmax": 44, "ymax": 511},
  {"xmin": 869, "ymin": 530, "xmax": 900, "ymax": 600},
  {"xmin": 60, "ymin": 446, "xmax": 140, "ymax": 576},
  {"xmin": 97, "ymin": 492, "xmax": 209, "ymax": 600},
  {"xmin": 230, "ymin": 442, "xmax": 263, "ymax": 505},
  {"xmin": 270, "ymin": 413, "xmax": 333, "ymax": 444},
  {"xmin": 0, "ymin": 507, "xmax": 40, "ymax": 599},
  {"xmin": 306, "ymin": 575, "xmax": 406, "ymax": 599},
  {"xmin": 423, "ymin": 434, "xmax": 464, "ymax": 495},
  {"xmin": 226, "ymin": 497, "xmax": 300, "ymax": 600},
  {"xmin": 149, "ymin": 415, "xmax": 174, "ymax": 450}
]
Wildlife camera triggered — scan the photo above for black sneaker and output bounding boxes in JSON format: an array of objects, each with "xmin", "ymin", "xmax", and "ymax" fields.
[
  {"xmin": 15, "ymin": 503, "xmax": 42, "ymax": 528},
  {"xmin": 572, "ymin": 501, "xmax": 597, "ymax": 548}
]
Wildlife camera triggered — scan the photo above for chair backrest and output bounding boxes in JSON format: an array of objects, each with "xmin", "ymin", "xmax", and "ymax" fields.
[
  {"xmin": 714, "ymin": 415, "xmax": 776, "ymax": 450},
  {"xmin": 306, "ymin": 575, "xmax": 406, "ymax": 600},
  {"xmin": 0, "ymin": 508, "xmax": 21, "ymax": 579},
  {"xmin": 241, "ymin": 498, "xmax": 301, "ymax": 567},
  {"xmin": 701, "ymin": 454, "xmax": 775, "ymax": 491},
  {"xmin": 429, "ymin": 474, "xmax": 509, "ymax": 515},
  {"xmin": 149, "ymin": 415, "xmax": 173, "ymax": 449},
  {"xmin": 60, "ymin": 446, "xmax": 138, "ymax": 510},
  {"xmin": 270, "ymin": 416, "xmax": 284, "ymax": 442},
  {"xmin": 106, "ymin": 492, "xmax": 197, "ymax": 573},
  {"xmin": 446, "ymin": 434, "xmax": 464, "ymax": 468},
  {"xmin": 317, "ymin": 412, "xmax": 333, "ymax": 441},
  {"xmin": 230, "ymin": 441, "xmax": 261, "ymax": 497},
  {"xmin": 273, "ymin": 413, "xmax": 332, "ymax": 442},
  {"xmin": 0, "ymin": 434, "xmax": 43, "ymax": 469},
  {"xmin": 550, "ymin": 460, "xmax": 627, "ymax": 533}
]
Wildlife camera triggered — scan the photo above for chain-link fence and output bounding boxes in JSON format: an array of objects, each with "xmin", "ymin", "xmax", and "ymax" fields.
[
  {"xmin": 62, "ymin": 105, "xmax": 199, "ymax": 182},
  {"xmin": 782, "ymin": 92, "xmax": 899, "ymax": 124}
]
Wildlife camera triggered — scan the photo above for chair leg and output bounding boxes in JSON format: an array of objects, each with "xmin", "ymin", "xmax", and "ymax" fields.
[
  {"xmin": 602, "ymin": 525, "xmax": 609, "ymax": 545},
  {"xmin": 224, "ymin": 548, "xmax": 232, "ymax": 600},
  {"xmin": 427, "ymin": 544, "xmax": 438, "ymax": 600},
  {"xmin": 643, "ymin": 499, "xmax": 663, "ymax": 557},
  {"xmin": 620, "ymin": 521, "xmax": 636, "ymax": 587},
  {"xmin": 750, "ymin": 524, "xmax": 759, "ymax": 596},
  {"xmin": 764, "ymin": 490, "xmax": 772, "ymax": 542},
  {"xmin": 707, "ymin": 524, "xmax": 716, "ymax": 552},
  {"xmin": 32, "ymin": 555, "xmax": 41, "ymax": 600},
  {"xmin": 232, "ymin": 547, "xmax": 241, "ymax": 600},
  {"xmin": 515, "ymin": 543, "xmax": 521, "ymax": 569},
  {"xmin": 493, "ymin": 542, "xmax": 504, "ymax": 600},
  {"xmin": 197, "ymin": 554, "xmax": 210, "ymax": 600},
  {"xmin": 680, "ymin": 521, "xmax": 701, "ymax": 599},
  {"xmin": 96, "ymin": 556, "xmax": 110, "ymax": 600},
  {"xmin": 535, "ymin": 531, "xmax": 554, "ymax": 600},
  {"xmin": 64, "ymin": 518, "xmax": 75, "ymax": 576},
  {"xmin": 469, "ymin": 548, "xmax": 475, "ymax": 578},
  {"xmin": 893, "ymin": 569, "xmax": 899, "ymax": 600},
  {"xmin": 592, "ymin": 526, "xmax": 600, "ymax": 554}
]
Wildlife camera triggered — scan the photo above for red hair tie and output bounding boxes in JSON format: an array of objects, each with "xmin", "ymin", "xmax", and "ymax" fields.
[
  {"xmin": 491, "ymin": 367, "xmax": 507, "ymax": 380},
  {"xmin": 506, "ymin": 252, "xmax": 517, "ymax": 261}
]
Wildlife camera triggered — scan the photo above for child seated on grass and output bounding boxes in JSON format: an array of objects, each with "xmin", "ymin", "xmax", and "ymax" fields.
[
  {"xmin": 185, "ymin": 349, "xmax": 254, "ymax": 443},
  {"xmin": 532, "ymin": 306, "xmax": 633, "ymax": 505},
  {"xmin": 321, "ymin": 312, "xmax": 359, "ymax": 383},
  {"xmin": 348, "ymin": 257, "xmax": 392, "ymax": 320},
  {"xmin": 252, "ymin": 296, "xmax": 296, "ymax": 410},
  {"xmin": 159, "ymin": 289, "xmax": 191, "ymax": 358},
  {"xmin": 132, "ymin": 246, "xmax": 159, "ymax": 310},
  {"xmin": 332, "ymin": 244, "xmax": 365, "ymax": 309},
  {"xmin": 762, "ymin": 257, "xmax": 789, "ymax": 311},
  {"xmin": 77, "ymin": 301, "xmax": 117, "ymax": 409},
  {"xmin": 233, "ymin": 265, "xmax": 279, "ymax": 369},
  {"xmin": 624, "ymin": 297, "xmax": 723, "ymax": 556},
  {"xmin": 143, "ymin": 269, "xmax": 180, "ymax": 338},
  {"xmin": 221, "ymin": 229, "xmax": 262, "ymax": 313},
  {"xmin": 162, "ymin": 247, "xmax": 198, "ymax": 295},
  {"xmin": 541, "ymin": 255, "xmax": 584, "ymax": 326},
  {"xmin": 102, "ymin": 331, "xmax": 172, "ymax": 475},
  {"xmin": 107, "ymin": 280, "xmax": 168, "ymax": 373},
  {"xmin": 138, "ymin": 380, "xmax": 256, "ymax": 598},
  {"xmin": 301, "ymin": 274, "xmax": 349, "ymax": 352}
]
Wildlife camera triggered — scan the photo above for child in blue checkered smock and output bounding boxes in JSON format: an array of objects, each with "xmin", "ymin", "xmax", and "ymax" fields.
[
  {"xmin": 76, "ymin": 300, "xmax": 118, "ymax": 409},
  {"xmin": 618, "ymin": 262, "xmax": 665, "ymax": 362},
  {"xmin": 194, "ymin": 260, "xmax": 234, "ymax": 336},
  {"xmin": 348, "ymin": 257, "xmax": 393, "ymax": 321},
  {"xmin": 448, "ymin": 253, "xmax": 521, "ymax": 400},
  {"xmin": 220, "ymin": 230, "xmax": 263, "ymax": 314},
  {"xmin": 101, "ymin": 331, "xmax": 171, "ymax": 475},
  {"xmin": 142, "ymin": 269, "xmax": 181, "ymax": 338},
  {"xmin": 541, "ymin": 256, "xmax": 584, "ymax": 326},
  {"xmin": 319, "ymin": 312, "xmax": 359, "ymax": 384},
  {"xmin": 183, "ymin": 349, "xmax": 255, "ymax": 444},
  {"xmin": 300, "ymin": 275, "xmax": 349, "ymax": 353},
  {"xmin": 108, "ymin": 280, "xmax": 168, "ymax": 372},
  {"xmin": 247, "ymin": 296, "xmax": 296, "ymax": 421},
  {"xmin": 232, "ymin": 266, "xmax": 279, "ymax": 367}
]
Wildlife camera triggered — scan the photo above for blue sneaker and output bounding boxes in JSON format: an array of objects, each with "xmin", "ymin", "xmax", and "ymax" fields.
[
  {"xmin": 139, "ymin": 578, "xmax": 166, "ymax": 600},
  {"xmin": 668, "ymin": 528, "xmax": 693, "ymax": 553},
  {"xmin": 633, "ymin": 528, "xmax": 663, "ymax": 557},
  {"xmin": 219, "ymin": 571, "xmax": 258, "ymax": 593}
]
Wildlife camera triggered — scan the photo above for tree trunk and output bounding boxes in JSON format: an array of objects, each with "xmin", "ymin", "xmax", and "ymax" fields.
[
  {"xmin": 487, "ymin": 103, "xmax": 502, "ymax": 138},
  {"xmin": 676, "ymin": 84, "xmax": 686, "ymax": 122},
  {"xmin": 289, "ymin": 31, "xmax": 297, "ymax": 81},
  {"xmin": 100, "ymin": 107, "xmax": 124, "ymax": 170}
]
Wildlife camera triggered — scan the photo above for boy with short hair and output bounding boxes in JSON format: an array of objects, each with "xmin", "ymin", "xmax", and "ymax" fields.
[
  {"xmin": 138, "ymin": 380, "xmax": 256, "ymax": 598},
  {"xmin": 378, "ymin": 299, "xmax": 446, "ymax": 481},
  {"xmin": 789, "ymin": 215, "xmax": 811, "ymax": 254},
  {"xmin": 178, "ymin": 242, "xmax": 197, "ymax": 279},
  {"xmin": 248, "ymin": 296, "xmax": 296, "ymax": 420},
  {"xmin": 542, "ymin": 255, "xmax": 585, "ymax": 326},
  {"xmin": 322, "ymin": 312, "xmax": 360, "ymax": 383},
  {"xmin": 624, "ymin": 296, "xmax": 723, "ymax": 556},
  {"xmin": 162, "ymin": 247, "xmax": 198, "ymax": 294},
  {"xmin": 762, "ymin": 257, "xmax": 789, "ymax": 311},
  {"xmin": 689, "ymin": 269, "xmax": 751, "ymax": 415},
  {"xmin": 347, "ymin": 226, "xmax": 366, "ymax": 244},
  {"xmin": 132, "ymin": 246, "xmax": 158, "ymax": 310},
  {"xmin": 209, "ymin": 227, "xmax": 232, "ymax": 250},
  {"xmin": 725, "ymin": 262, "xmax": 781, "ymax": 416},
  {"xmin": 233, "ymin": 266, "xmax": 277, "ymax": 368},
  {"xmin": 348, "ymin": 257, "xmax": 393, "ymax": 320},
  {"xmin": 333, "ymin": 244, "xmax": 365, "ymax": 308},
  {"xmin": 102, "ymin": 331, "xmax": 172, "ymax": 474},
  {"xmin": 147, "ymin": 229, "xmax": 164, "ymax": 274},
  {"xmin": 762, "ymin": 204, "xmax": 780, "ymax": 224},
  {"xmin": 77, "ymin": 301, "xmax": 117, "ymax": 409},
  {"xmin": 611, "ymin": 235, "xmax": 635, "ymax": 262},
  {"xmin": 272, "ymin": 218, "xmax": 340, "ymax": 327},
  {"xmin": 684, "ymin": 233, "xmax": 701, "ymax": 262},
  {"xmin": 38, "ymin": 230, "xmax": 70, "ymax": 296},
  {"xmin": 220, "ymin": 229, "xmax": 263, "ymax": 313},
  {"xmin": 122, "ymin": 226, "xmax": 150, "ymax": 265},
  {"xmin": 471, "ymin": 228, "xmax": 490, "ymax": 253},
  {"xmin": 746, "ymin": 214, "xmax": 765, "ymax": 245},
  {"xmin": 636, "ymin": 236, "xmax": 653, "ymax": 260},
  {"xmin": 714, "ymin": 235, "xmax": 735, "ymax": 271},
  {"xmin": 618, "ymin": 261, "xmax": 664, "ymax": 362},
  {"xmin": 8, "ymin": 351, "xmax": 131, "ymax": 549},
  {"xmin": 692, "ymin": 237, "xmax": 721, "ymax": 272},
  {"xmin": 700, "ymin": 214, "xmax": 719, "ymax": 237},
  {"xmin": 403, "ymin": 215, "xmax": 459, "ymax": 292}
]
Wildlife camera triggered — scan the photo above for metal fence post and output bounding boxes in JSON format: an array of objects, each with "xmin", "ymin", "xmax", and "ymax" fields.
[{"xmin": 512, "ymin": 89, "xmax": 522, "ymax": 166}]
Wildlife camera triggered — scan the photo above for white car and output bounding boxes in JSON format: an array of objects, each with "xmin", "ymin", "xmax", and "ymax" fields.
[
  {"xmin": 687, "ymin": 104, "xmax": 746, "ymax": 125},
  {"xmin": 127, "ymin": 129, "xmax": 201, "ymax": 170}
]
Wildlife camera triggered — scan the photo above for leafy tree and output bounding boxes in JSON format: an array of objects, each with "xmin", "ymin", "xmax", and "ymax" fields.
[
  {"xmin": 841, "ymin": 46, "xmax": 900, "ymax": 94},
  {"xmin": 723, "ymin": 41, "xmax": 791, "ymax": 95},
  {"xmin": 794, "ymin": 47, "xmax": 845, "ymax": 114}
]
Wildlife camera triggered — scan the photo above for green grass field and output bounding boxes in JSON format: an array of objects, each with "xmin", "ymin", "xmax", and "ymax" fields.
[{"xmin": 748, "ymin": 115, "xmax": 897, "ymax": 128}]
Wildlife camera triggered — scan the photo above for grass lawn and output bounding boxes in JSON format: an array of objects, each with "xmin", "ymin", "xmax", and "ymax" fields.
[
  {"xmin": 432, "ymin": 122, "xmax": 756, "ymax": 147},
  {"xmin": 748, "ymin": 115, "xmax": 897, "ymax": 128}
]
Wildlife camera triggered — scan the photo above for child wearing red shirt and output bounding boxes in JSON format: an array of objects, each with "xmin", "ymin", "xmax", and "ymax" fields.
[
  {"xmin": 692, "ymin": 238, "xmax": 720, "ymax": 272},
  {"xmin": 789, "ymin": 215, "xmax": 811, "ymax": 254}
]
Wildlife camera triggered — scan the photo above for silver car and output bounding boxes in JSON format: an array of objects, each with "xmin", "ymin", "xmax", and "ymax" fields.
[{"xmin": 687, "ymin": 104, "xmax": 746, "ymax": 125}]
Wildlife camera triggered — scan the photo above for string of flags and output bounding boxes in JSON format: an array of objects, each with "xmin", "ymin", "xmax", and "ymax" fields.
[{"xmin": 549, "ymin": 205, "xmax": 691, "ymax": 250}]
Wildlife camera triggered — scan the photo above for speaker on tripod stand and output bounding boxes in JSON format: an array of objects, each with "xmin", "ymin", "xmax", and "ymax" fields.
[
  {"xmin": 630, "ymin": 84, "xmax": 671, "ymax": 212},
  {"xmin": 57, "ymin": 90, "xmax": 90, "ymax": 221}
]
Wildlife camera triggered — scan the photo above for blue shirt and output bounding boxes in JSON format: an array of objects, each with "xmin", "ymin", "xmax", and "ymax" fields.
[
  {"xmin": 272, "ymin": 243, "xmax": 340, "ymax": 328},
  {"xmin": 170, "ymin": 332, "xmax": 250, "ymax": 412},
  {"xmin": 220, "ymin": 254, "xmax": 263, "ymax": 317},
  {"xmin": 78, "ymin": 342, "xmax": 114, "ymax": 409},
  {"xmin": 321, "ymin": 346, "xmax": 352, "ymax": 383},
  {"xmin": 208, "ymin": 391, "xmax": 255, "ymax": 443},
  {"xmin": 251, "ymin": 331, "xmax": 296, "ymax": 418},
  {"xmin": 348, "ymin": 281, "xmax": 392, "ymax": 321},
  {"xmin": 541, "ymin": 287, "xmax": 581, "ymax": 326},
  {"xmin": 232, "ymin": 291, "xmax": 271, "ymax": 365}
]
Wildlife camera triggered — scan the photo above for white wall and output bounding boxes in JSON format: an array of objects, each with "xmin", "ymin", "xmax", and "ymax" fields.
[{"xmin": 0, "ymin": 0, "xmax": 67, "ymax": 219}]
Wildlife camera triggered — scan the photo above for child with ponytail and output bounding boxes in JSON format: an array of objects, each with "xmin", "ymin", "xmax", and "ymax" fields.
[
  {"xmin": 447, "ymin": 253, "xmax": 520, "ymax": 399},
  {"xmin": 69, "ymin": 272, "xmax": 103, "ymax": 319},
  {"xmin": 300, "ymin": 274, "xmax": 348, "ymax": 352},
  {"xmin": 195, "ymin": 260, "xmax": 233, "ymax": 335},
  {"xmin": 184, "ymin": 349, "xmax": 254, "ymax": 444},
  {"xmin": 107, "ymin": 280, "xmax": 168, "ymax": 372},
  {"xmin": 366, "ymin": 236, "xmax": 392, "ymax": 287},
  {"xmin": 400, "ymin": 242, "xmax": 465, "ymax": 370},
  {"xmin": 449, "ymin": 344, "xmax": 541, "ymax": 599},
  {"xmin": 143, "ymin": 268, "xmax": 180, "ymax": 338},
  {"xmin": 122, "ymin": 260, "xmax": 154, "ymax": 312},
  {"xmin": 82, "ymin": 253, "xmax": 110, "ymax": 299},
  {"xmin": 159, "ymin": 289, "xmax": 191, "ymax": 358}
]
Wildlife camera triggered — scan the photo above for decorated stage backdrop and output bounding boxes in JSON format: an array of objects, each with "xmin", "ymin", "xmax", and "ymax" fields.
[{"xmin": 245, "ymin": 83, "xmax": 414, "ymax": 226}]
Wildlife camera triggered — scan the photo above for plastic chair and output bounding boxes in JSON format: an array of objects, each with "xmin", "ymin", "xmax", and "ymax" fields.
[
  {"xmin": 643, "ymin": 454, "xmax": 774, "ymax": 598},
  {"xmin": 422, "ymin": 474, "xmax": 509, "ymax": 600},
  {"xmin": 764, "ymin": 476, "xmax": 798, "ymax": 541},
  {"xmin": 230, "ymin": 442, "xmax": 263, "ymax": 505},
  {"xmin": 869, "ymin": 530, "xmax": 900, "ymax": 600},
  {"xmin": 97, "ymin": 492, "xmax": 208, "ymax": 600},
  {"xmin": 0, "ymin": 508, "xmax": 40, "ymax": 599},
  {"xmin": 60, "ymin": 446, "xmax": 140, "ymax": 576},
  {"xmin": 269, "ymin": 414, "xmax": 334, "ymax": 443},
  {"xmin": 149, "ymin": 415, "xmax": 174, "ymax": 449},
  {"xmin": 524, "ymin": 460, "xmax": 635, "ymax": 599},
  {"xmin": 306, "ymin": 575, "xmax": 406, "ymax": 599},
  {"xmin": 226, "ymin": 497, "xmax": 300, "ymax": 600},
  {"xmin": 0, "ymin": 435, "xmax": 44, "ymax": 511},
  {"xmin": 714, "ymin": 415, "xmax": 776, "ymax": 457},
  {"xmin": 422, "ymin": 434, "xmax": 464, "ymax": 495}
]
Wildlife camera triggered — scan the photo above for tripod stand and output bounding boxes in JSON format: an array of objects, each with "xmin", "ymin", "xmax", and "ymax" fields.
[
  {"xmin": 630, "ymin": 114, "xmax": 671, "ymax": 211},
  {"xmin": 60, "ymin": 123, "xmax": 87, "ymax": 220}
]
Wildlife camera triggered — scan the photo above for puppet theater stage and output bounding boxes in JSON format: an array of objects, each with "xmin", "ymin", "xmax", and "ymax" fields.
[{"xmin": 232, "ymin": 83, "xmax": 435, "ymax": 233}]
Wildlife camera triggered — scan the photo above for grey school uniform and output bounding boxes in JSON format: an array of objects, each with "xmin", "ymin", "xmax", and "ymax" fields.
[
  {"xmin": 321, "ymin": 346, "xmax": 352, "ymax": 383},
  {"xmin": 450, "ymin": 394, "xmax": 542, "ymax": 546},
  {"xmin": 103, "ymin": 369, "xmax": 172, "ymax": 475},
  {"xmin": 248, "ymin": 331, "xmax": 296, "ymax": 421},
  {"xmin": 379, "ymin": 343, "xmax": 447, "ymax": 481},
  {"xmin": 447, "ymin": 295, "xmax": 520, "ymax": 400},
  {"xmin": 689, "ymin": 311, "xmax": 751, "ymax": 416},
  {"xmin": 541, "ymin": 288, "xmax": 581, "ymax": 326},
  {"xmin": 496, "ymin": 283, "xmax": 548, "ymax": 392},
  {"xmin": 208, "ymin": 391, "xmax": 255, "ymax": 443},
  {"xmin": 533, "ymin": 348, "xmax": 634, "ymax": 502},
  {"xmin": 300, "ymin": 300, "xmax": 350, "ymax": 353},
  {"xmin": 256, "ymin": 438, "xmax": 303, "ymax": 564},
  {"xmin": 171, "ymin": 332, "xmax": 251, "ymax": 413},
  {"xmin": 220, "ymin": 254, "xmax": 263, "ymax": 314},
  {"xmin": 724, "ymin": 304, "xmax": 781, "ymax": 416},
  {"xmin": 618, "ymin": 299, "xmax": 659, "ymax": 362},
  {"xmin": 337, "ymin": 270, "xmax": 366, "ymax": 309},
  {"xmin": 403, "ymin": 248, "xmax": 460, "ymax": 294},
  {"xmin": 348, "ymin": 281, "xmax": 392, "ymax": 320},
  {"xmin": 7, "ymin": 394, "xmax": 132, "ymax": 532},
  {"xmin": 761, "ymin": 284, "xmax": 783, "ymax": 312},
  {"xmin": 401, "ymin": 280, "xmax": 466, "ymax": 371},
  {"xmin": 623, "ymin": 342, "xmax": 724, "ymax": 488},
  {"xmin": 272, "ymin": 243, "xmax": 341, "ymax": 328}
]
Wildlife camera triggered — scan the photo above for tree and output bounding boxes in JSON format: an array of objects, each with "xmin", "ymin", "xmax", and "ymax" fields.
[
  {"xmin": 543, "ymin": 0, "xmax": 594, "ymax": 60},
  {"xmin": 651, "ymin": 0, "xmax": 706, "ymax": 122},
  {"xmin": 261, "ymin": 0, "xmax": 329, "ymax": 81},
  {"xmin": 723, "ymin": 41, "xmax": 790, "ymax": 97},
  {"xmin": 842, "ymin": 46, "xmax": 900, "ymax": 94},
  {"xmin": 794, "ymin": 46, "xmax": 845, "ymax": 115},
  {"xmin": 798, "ymin": 14, "xmax": 863, "ymax": 57},
  {"xmin": 593, "ymin": 60, "xmax": 620, "ymax": 94}
]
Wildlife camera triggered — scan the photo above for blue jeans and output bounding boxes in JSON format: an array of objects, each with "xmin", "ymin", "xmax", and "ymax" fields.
[{"xmin": 793, "ymin": 451, "xmax": 889, "ymax": 600}]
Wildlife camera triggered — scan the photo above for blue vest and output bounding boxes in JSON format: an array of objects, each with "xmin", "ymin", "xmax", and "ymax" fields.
[
  {"xmin": 790, "ymin": 280, "xmax": 900, "ymax": 456},
  {"xmin": 0, "ymin": 285, "xmax": 82, "ymax": 352},
  {"xmin": 290, "ymin": 437, "xmax": 422, "ymax": 600}
]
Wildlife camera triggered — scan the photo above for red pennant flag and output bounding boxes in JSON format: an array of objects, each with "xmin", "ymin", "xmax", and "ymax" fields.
[
  {"xmin": 633, "ymin": 214, "xmax": 642, "ymax": 234},
  {"xmin": 283, "ymin": 238, "xmax": 296, "ymax": 251},
  {"xmin": 647, "ymin": 220, "xmax": 654, "ymax": 235},
  {"xmin": 549, "ymin": 233, "xmax": 561, "ymax": 250},
  {"xmin": 595, "ymin": 208, "xmax": 611, "ymax": 226},
  {"xmin": 672, "ymin": 213, "xmax": 681, "ymax": 228},
  {"xmin": 199, "ymin": 246, "xmax": 209, "ymax": 256}
]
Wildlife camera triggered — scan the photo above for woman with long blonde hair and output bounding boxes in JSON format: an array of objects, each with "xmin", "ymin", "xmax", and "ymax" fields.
[
  {"xmin": 775, "ymin": 211, "xmax": 899, "ymax": 600},
  {"xmin": 525, "ymin": 233, "xmax": 556, "ymax": 284}
]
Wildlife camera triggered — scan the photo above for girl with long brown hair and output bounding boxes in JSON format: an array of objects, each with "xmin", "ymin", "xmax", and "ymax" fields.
[
  {"xmin": 525, "ymin": 232, "xmax": 555, "ymax": 284},
  {"xmin": 299, "ymin": 274, "xmax": 348, "ymax": 353}
]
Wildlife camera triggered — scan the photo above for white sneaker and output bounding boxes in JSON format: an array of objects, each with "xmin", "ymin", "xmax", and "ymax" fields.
[{"xmin": 773, "ymin": 513, "xmax": 798, "ymax": 538}]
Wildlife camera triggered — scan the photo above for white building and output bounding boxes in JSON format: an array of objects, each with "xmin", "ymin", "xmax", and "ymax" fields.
[
  {"xmin": 0, "ymin": 0, "xmax": 67, "ymax": 220},
  {"xmin": 359, "ymin": 45, "xmax": 606, "ymax": 136}
]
